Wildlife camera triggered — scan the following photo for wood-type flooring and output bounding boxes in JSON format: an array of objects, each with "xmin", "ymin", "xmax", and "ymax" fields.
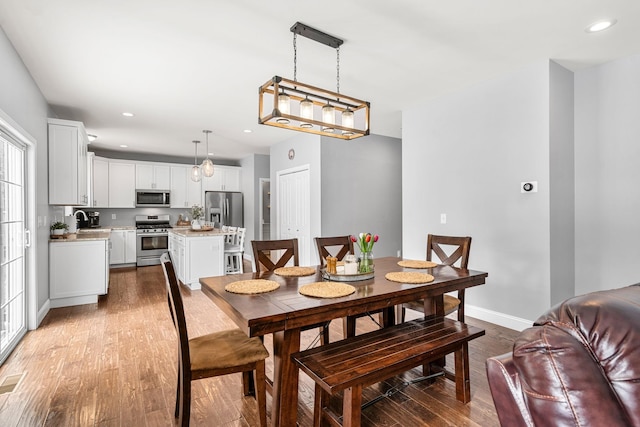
[{"xmin": 0, "ymin": 264, "xmax": 518, "ymax": 426}]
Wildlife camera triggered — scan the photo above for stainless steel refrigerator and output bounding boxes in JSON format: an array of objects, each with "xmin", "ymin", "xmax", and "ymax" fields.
[{"xmin": 205, "ymin": 191, "xmax": 243, "ymax": 227}]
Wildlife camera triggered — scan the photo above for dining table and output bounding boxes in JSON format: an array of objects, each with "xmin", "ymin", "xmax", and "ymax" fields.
[{"xmin": 199, "ymin": 256, "xmax": 488, "ymax": 427}]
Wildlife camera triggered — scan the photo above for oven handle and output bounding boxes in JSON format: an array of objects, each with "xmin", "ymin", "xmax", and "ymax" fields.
[{"xmin": 136, "ymin": 232, "xmax": 169, "ymax": 237}]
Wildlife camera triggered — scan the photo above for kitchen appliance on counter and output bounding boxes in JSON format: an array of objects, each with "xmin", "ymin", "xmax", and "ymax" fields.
[
  {"xmin": 136, "ymin": 214, "xmax": 172, "ymax": 266},
  {"xmin": 205, "ymin": 191, "xmax": 243, "ymax": 228},
  {"xmin": 77, "ymin": 210, "xmax": 100, "ymax": 228},
  {"xmin": 135, "ymin": 190, "xmax": 171, "ymax": 207}
]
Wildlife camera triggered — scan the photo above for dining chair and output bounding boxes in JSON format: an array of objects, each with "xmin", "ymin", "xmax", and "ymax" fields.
[
  {"xmin": 314, "ymin": 235, "xmax": 354, "ymax": 267},
  {"xmin": 225, "ymin": 227, "xmax": 246, "ymax": 274},
  {"xmin": 160, "ymin": 253, "xmax": 269, "ymax": 427},
  {"xmin": 398, "ymin": 234, "xmax": 472, "ymax": 323},
  {"xmin": 251, "ymin": 238, "xmax": 330, "ymax": 345}
]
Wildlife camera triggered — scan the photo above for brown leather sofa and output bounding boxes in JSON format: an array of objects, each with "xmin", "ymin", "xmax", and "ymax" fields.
[{"xmin": 486, "ymin": 284, "xmax": 640, "ymax": 427}]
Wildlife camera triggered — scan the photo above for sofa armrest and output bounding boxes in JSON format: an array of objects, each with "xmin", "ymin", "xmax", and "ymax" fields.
[{"xmin": 486, "ymin": 353, "xmax": 534, "ymax": 427}]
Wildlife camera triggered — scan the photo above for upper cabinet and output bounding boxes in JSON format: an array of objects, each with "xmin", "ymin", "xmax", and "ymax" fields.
[
  {"xmin": 108, "ymin": 161, "xmax": 136, "ymax": 208},
  {"xmin": 92, "ymin": 156, "xmax": 109, "ymax": 207},
  {"xmin": 136, "ymin": 163, "xmax": 171, "ymax": 190},
  {"xmin": 201, "ymin": 165, "xmax": 241, "ymax": 192},
  {"xmin": 48, "ymin": 118, "xmax": 89, "ymax": 206},
  {"xmin": 170, "ymin": 165, "xmax": 202, "ymax": 208}
]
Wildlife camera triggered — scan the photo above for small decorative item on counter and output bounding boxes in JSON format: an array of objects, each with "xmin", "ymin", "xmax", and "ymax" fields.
[
  {"xmin": 190, "ymin": 205, "xmax": 204, "ymax": 229},
  {"xmin": 344, "ymin": 254, "xmax": 358, "ymax": 275},
  {"xmin": 176, "ymin": 214, "xmax": 190, "ymax": 227},
  {"xmin": 350, "ymin": 233, "xmax": 379, "ymax": 273},
  {"xmin": 50, "ymin": 221, "xmax": 69, "ymax": 236},
  {"xmin": 327, "ymin": 256, "xmax": 337, "ymax": 274}
]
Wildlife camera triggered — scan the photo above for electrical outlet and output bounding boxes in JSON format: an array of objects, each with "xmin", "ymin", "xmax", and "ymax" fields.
[
  {"xmin": 440, "ymin": 213, "xmax": 447, "ymax": 224},
  {"xmin": 397, "ymin": 250, "xmax": 401, "ymax": 257}
]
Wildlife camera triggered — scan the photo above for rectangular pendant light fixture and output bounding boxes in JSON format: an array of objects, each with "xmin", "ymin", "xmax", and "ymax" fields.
[{"xmin": 258, "ymin": 22, "xmax": 370, "ymax": 140}]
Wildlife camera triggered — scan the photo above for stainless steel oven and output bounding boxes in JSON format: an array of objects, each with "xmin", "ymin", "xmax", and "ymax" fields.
[{"xmin": 136, "ymin": 215, "xmax": 171, "ymax": 266}]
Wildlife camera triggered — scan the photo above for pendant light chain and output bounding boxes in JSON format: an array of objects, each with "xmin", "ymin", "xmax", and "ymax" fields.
[
  {"xmin": 293, "ymin": 33, "xmax": 297, "ymax": 82},
  {"xmin": 336, "ymin": 46, "xmax": 340, "ymax": 94}
]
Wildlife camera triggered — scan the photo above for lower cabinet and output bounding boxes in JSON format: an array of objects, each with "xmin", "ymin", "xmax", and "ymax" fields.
[
  {"xmin": 110, "ymin": 229, "xmax": 137, "ymax": 265},
  {"xmin": 50, "ymin": 239, "xmax": 109, "ymax": 307},
  {"xmin": 168, "ymin": 231, "xmax": 225, "ymax": 290}
]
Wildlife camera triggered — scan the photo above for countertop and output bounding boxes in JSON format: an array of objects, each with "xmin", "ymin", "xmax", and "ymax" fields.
[
  {"xmin": 169, "ymin": 228, "xmax": 231, "ymax": 238},
  {"xmin": 49, "ymin": 231, "xmax": 111, "ymax": 242}
]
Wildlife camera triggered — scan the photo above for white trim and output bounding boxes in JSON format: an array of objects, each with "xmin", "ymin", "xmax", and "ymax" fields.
[
  {"xmin": 464, "ymin": 304, "xmax": 533, "ymax": 332},
  {"xmin": 50, "ymin": 295, "xmax": 98, "ymax": 308},
  {"xmin": 37, "ymin": 299, "xmax": 50, "ymax": 326},
  {"xmin": 0, "ymin": 108, "xmax": 39, "ymax": 332}
]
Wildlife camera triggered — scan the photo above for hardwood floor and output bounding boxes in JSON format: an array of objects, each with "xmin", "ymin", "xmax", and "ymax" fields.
[{"xmin": 0, "ymin": 265, "xmax": 518, "ymax": 426}]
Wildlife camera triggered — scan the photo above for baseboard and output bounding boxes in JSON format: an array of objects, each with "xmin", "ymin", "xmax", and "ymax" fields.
[
  {"xmin": 36, "ymin": 299, "xmax": 50, "ymax": 328},
  {"xmin": 464, "ymin": 304, "xmax": 533, "ymax": 332}
]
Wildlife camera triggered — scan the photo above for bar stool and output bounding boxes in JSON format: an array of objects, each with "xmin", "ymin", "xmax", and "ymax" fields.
[{"xmin": 225, "ymin": 227, "xmax": 246, "ymax": 274}]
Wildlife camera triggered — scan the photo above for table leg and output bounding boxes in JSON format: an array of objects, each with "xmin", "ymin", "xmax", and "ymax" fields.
[{"xmin": 271, "ymin": 328, "xmax": 301, "ymax": 427}]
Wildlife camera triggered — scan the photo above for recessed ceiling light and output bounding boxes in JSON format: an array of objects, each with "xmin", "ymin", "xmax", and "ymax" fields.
[
  {"xmin": 119, "ymin": 144, "xmax": 128, "ymax": 148},
  {"xmin": 87, "ymin": 134, "xmax": 97, "ymax": 142},
  {"xmin": 585, "ymin": 19, "xmax": 617, "ymax": 33},
  {"xmin": 122, "ymin": 112, "xmax": 135, "ymax": 117},
  {"xmin": 243, "ymin": 129, "xmax": 252, "ymax": 133}
]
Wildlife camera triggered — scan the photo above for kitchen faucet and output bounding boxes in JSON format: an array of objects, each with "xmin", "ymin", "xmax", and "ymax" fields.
[{"xmin": 75, "ymin": 210, "xmax": 88, "ymax": 221}]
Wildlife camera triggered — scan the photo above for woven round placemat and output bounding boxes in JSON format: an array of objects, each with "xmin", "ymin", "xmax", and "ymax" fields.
[
  {"xmin": 299, "ymin": 282, "xmax": 356, "ymax": 298},
  {"xmin": 397, "ymin": 260, "xmax": 438, "ymax": 269},
  {"xmin": 274, "ymin": 266, "xmax": 316, "ymax": 277},
  {"xmin": 385, "ymin": 271, "xmax": 435, "ymax": 284},
  {"xmin": 225, "ymin": 279, "xmax": 280, "ymax": 294}
]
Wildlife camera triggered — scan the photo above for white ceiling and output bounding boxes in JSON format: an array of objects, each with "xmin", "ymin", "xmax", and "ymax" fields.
[{"xmin": 1, "ymin": 0, "xmax": 639, "ymax": 161}]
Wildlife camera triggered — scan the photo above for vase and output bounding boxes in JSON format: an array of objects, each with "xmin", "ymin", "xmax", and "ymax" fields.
[
  {"xmin": 191, "ymin": 219, "xmax": 202, "ymax": 230},
  {"xmin": 358, "ymin": 251, "xmax": 374, "ymax": 273}
]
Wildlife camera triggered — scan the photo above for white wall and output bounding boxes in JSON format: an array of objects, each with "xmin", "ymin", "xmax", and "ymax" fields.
[
  {"xmin": 0, "ymin": 27, "xmax": 52, "ymax": 320},
  {"xmin": 575, "ymin": 54, "xmax": 640, "ymax": 295},
  {"xmin": 403, "ymin": 61, "xmax": 552, "ymax": 326},
  {"xmin": 240, "ymin": 153, "xmax": 269, "ymax": 259}
]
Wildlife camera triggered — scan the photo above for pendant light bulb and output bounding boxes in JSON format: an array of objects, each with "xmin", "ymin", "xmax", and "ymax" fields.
[
  {"xmin": 191, "ymin": 140, "xmax": 201, "ymax": 182},
  {"xmin": 341, "ymin": 107, "xmax": 354, "ymax": 136},
  {"xmin": 300, "ymin": 96, "xmax": 313, "ymax": 128},
  {"xmin": 277, "ymin": 90, "xmax": 290, "ymax": 124},
  {"xmin": 201, "ymin": 130, "xmax": 214, "ymax": 177},
  {"xmin": 322, "ymin": 103, "xmax": 335, "ymax": 132}
]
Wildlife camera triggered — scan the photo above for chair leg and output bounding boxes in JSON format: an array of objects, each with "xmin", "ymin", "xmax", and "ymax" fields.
[
  {"xmin": 320, "ymin": 325, "xmax": 330, "ymax": 345},
  {"xmin": 178, "ymin": 368, "xmax": 191, "ymax": 427},
  {"xmin": 343, "ymin": 385, "xmax": 363, "ymax": 427},
  {"xmin": 396, "ymin": 305, "xmax": 406, "ymax": 324},
  {"xmin": 255, "ymin": 361, "xmax": 267, "ymax": 427},
  {"xmin": 242, "ymin": 371, "xmax": 255, "ymax": 396},
  {"xmin": 175, "ymin": 364, "xmax": 181, "ymax": 418},
  {"xmin": 313, "ymin": 383, "xmax": 328, "ymax": 427},
  {"xmin": 343, "ymin": 316, "xmax": 356, "ymax": 338}
]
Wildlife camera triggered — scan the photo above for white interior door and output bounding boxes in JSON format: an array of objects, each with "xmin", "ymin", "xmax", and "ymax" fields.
[
  {"xmin": 0, "ymin": 128, "xmax": 27, "ymax": 364},
  {"xmin": 277, "ymin": 166, "xmax": 311, "ymax": 265}
]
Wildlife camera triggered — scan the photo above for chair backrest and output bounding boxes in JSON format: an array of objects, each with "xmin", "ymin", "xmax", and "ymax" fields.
[
  {"xmin": 251, "ymin": 238, "xmax": 299, "ymax": 273},
  {"xmin": 426, "ymin": 234, "xmax": 471, "ymax": 269},
  {"xmin": 234, "ymin": 227, "xmax": 246, "ymax": 248},
  {"xmin": 315, "ymin": 236, "xmax": 354, "ymax": 267},
  {"xmin": 226, "ymin": 226, "xmax": 238, "ymax": 244},
  {"xmin": 160, "ymin": 253, "xmax": 191, "ymax": 374}
]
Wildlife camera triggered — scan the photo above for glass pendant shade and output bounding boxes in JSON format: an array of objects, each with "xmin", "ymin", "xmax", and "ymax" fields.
[
  {"xmin": 299, "ymin": 96, "xmax": 313, "ymax": 128},
  {"xmin": 341, "ymin": 107, "xmax": 355, "ymax": 135},
  {"xmin": 191, "ymin": 140, "xmax": 201, "ymax": 182},
  {"xmin": 201, "ymin": 158, "xmax": 214, "ymax": 177},
  {"xmin": 277, "ymin": 91, "xmax": 290, "ymax": 124},
  {"xmin": 322, "ymin": 103, "xmax": 335, "ymax": 132}
]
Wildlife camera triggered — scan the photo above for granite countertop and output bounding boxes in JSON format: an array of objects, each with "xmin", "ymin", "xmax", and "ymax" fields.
[
  {"xmin": 169, "ymin": 228, "xmax": 230, "ymax": 238},
  {"xmin": 49, "ymin": 231, "xmax": 111, "ymax": 242}
]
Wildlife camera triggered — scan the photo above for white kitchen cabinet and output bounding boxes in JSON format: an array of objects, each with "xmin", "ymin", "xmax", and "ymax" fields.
[
  {"xmin": 92, "ymin": 156, "xmax": 109, "ymax": 207},
  {"xmin": 48, "ymin": 118, "xmax": 89, "ymax": 206},
  {"xmin": 168, "ymin": 230, "xmax": 225, "ymax": 290},
  {"xmin": 136, "ymin": 163, "xmax": 171, "ymax": 190},
  {"xmin": 50, "ymin": 239, "xmax": 109, "ymax": 307},
  {"xmin": 109, "ymin": 161, "xmax": 136, "ymax": 208},
  {"xmin": 170, "ymin": 165, "xmax": 202, "ymax": 208},
  {"xmin": 110, "ymin": 229, "xmax": 136, "ymax": 265},
  {"xmin": 201, "ymin": 165, "xmax": 241, "ymax": 192}
]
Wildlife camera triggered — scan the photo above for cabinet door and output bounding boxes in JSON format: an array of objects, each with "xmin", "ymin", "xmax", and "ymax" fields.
[
  {"xmin": 93, "ymin": 157, "xmax": 109, "ymax": 207},
  {"xmin": 124, "ymin": 230, "xmax": 137, "ymax": 263},
  {"xmin": 50, "ymin": 240, "xmax": 107, "ymax": 298},
  {"xmin": 109, "ymin": 162, "xmax": 136, "ymax": 207},
  {"xmin": 222, "ymin": 167, "xmax": 241, "ymax": 191},
  {"xmin": 170, "ymin": 166, "xmax": 188, "ymax": 208},
  {"xmin": 48, "ymin": 122, "xmax": 80, "ymax": 205},
  {"xmin": 136, "ymin": 164, "xmax": 155, "ymax": 189},
  {"xmin": 201, "ymin": 168, "xmax": 223, "ymax": 192},
  {"xmin": 110, "ymin": 230, "xmax": 125, "ymax": 264},
  {"xmin": 154, "ymin": 165, "xmax": 171, "ymax": 190}
]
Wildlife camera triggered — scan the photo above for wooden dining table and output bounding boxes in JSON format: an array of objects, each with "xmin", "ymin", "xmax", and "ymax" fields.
[{"xmin": 199, "ymin": 256, "xmax": 488, "ymax": 427}]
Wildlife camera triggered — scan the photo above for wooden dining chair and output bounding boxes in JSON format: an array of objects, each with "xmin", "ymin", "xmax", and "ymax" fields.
[
  {"xmin": 160, "ymin": 253, "xmax": 269, "ymax": 427},
  {"xmin": 251, "ymin": 238, "xmax": 330, "ymax": 345},
  {"xmin": 398, "ymin": 234, "xmax": 472, "ymax": 323},
  {"xmin": 314, "ymin": 235, "xmax": 354, "ymax": 267}
]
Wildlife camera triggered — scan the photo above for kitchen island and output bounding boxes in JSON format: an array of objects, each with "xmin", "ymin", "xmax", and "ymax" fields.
[{"xmin": 168, "ymin": 228, "xmax": 231, "ymax": 290}]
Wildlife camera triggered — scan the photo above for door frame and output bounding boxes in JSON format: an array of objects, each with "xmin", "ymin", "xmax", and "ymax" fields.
[
  {"xmin": 0, "ymin": 108, "xmax": 37, "ymax": 332},
  {"xmin": 258, "ymin": 178, "xmax": 270, "ymax": 240}
]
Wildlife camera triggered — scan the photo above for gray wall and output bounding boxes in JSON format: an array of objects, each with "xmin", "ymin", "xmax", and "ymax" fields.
[
  {"xmin": 0, "ymin": 27, "xmax": 52, "ymax": 316},
  {"xmin": 575, "ymin": 53, "xmax": 640, "ymax": 295},
  {"xmin": 403, "ymin": 61, "xmax": 553, "ymax": 324},
  {"xmin": 320, "ymin": 134, "xmax": 402, "ymax": 262},
  {"xmin": 239, "ymin": 153, "xmax": 270, "ymax": 258}
]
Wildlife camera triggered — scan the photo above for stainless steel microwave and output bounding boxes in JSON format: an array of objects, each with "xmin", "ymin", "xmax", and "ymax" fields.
[{"xmin": 135, "ymin": 190, "xmax": 171, "ymax": 207}]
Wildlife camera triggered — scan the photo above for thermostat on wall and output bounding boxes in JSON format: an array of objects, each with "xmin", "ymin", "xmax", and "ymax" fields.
[
  {"xmin": 288, "ymin": 148, "xmax": 295, "ymax": 160},
  {"xmin": 521, "ymin": 181, "xmax": 538, "ymax": 193}
]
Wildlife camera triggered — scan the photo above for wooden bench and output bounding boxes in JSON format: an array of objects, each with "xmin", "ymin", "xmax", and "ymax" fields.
[{"xmin": 292, "ymin": 318, "xmax": 485, "ymax": 427}]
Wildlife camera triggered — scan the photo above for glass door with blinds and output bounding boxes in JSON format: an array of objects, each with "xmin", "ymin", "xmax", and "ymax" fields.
[{"xmin": 0, "ymin": 130, "xmax": 27, "ymax": 363}]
